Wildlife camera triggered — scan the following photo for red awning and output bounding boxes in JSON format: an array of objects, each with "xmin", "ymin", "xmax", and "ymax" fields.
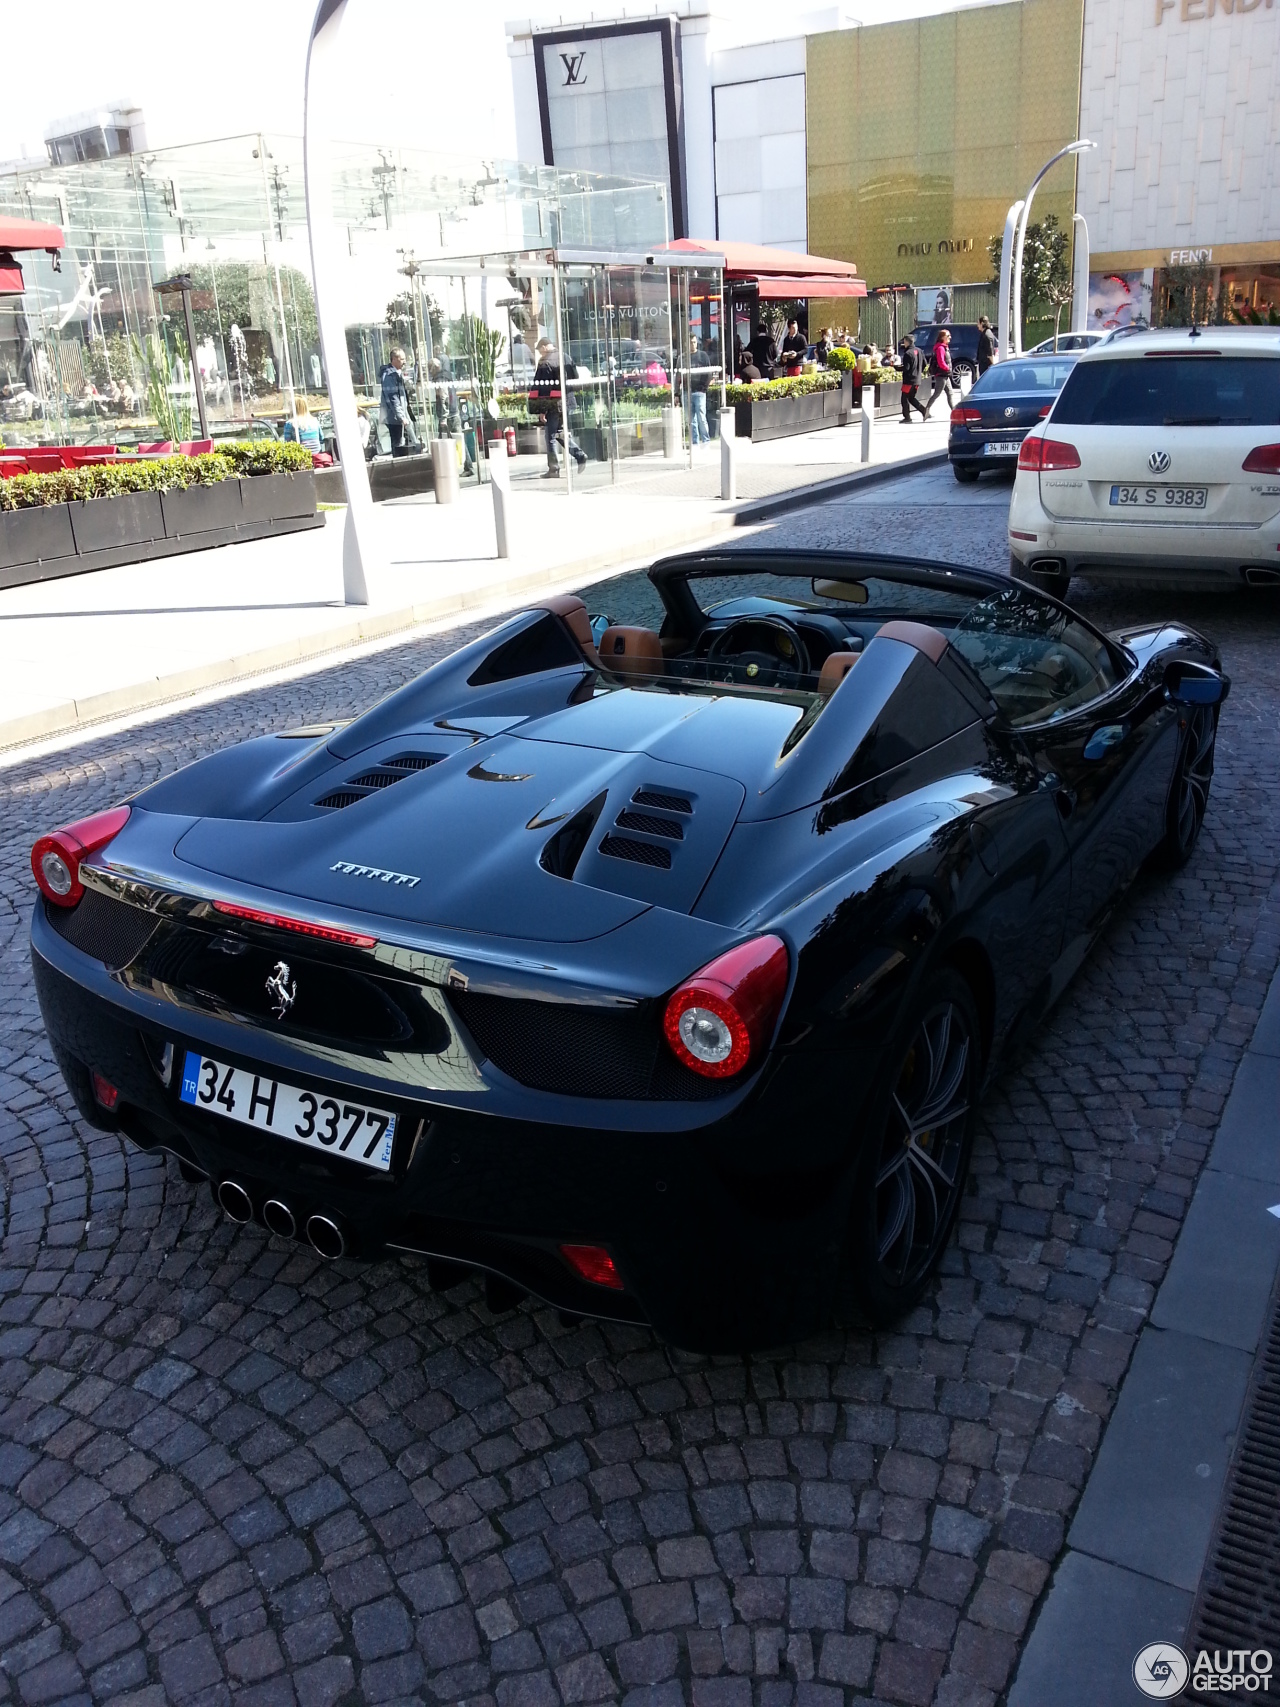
[
  {"xmin": 0, "ymin": 259, "xmax": 25, "ymax": 295},
  {"xmin": 753, "ymin": 275, "xmax": 867, "ymax": 299},
  {"xmin": 0, "ymin": 216, "xmax": 65, "ymax": 253},
  {"xmin": 658, "ymin": 237, "xmax": 860, "ymax": 280}
]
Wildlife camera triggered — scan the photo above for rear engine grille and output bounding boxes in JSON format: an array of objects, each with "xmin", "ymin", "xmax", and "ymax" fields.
[
  {"xmin": 45, "ymin": 890, "xmax": 159, "ymax": 970},
  {"xmin": 450, "ymin": 990, "xmax": 726, "ymax": 1099},
  {"xmin": 615, "ymin": 810, "xmax": 684, "ymax": 841},
  {"xmin": 599, "ymin": 836, "xmax": 671, "ymax": 869},
  {"xmin": 315, "ymin": 751, "xmax": 444, "ymax": 809},
  {"xmin": 632, "ymin": 788, "xmax": 691, "ymax": 814},
  {"xmin": 1187, "ymin": 1271, "xmax": 1280, "ymax": 1650}
]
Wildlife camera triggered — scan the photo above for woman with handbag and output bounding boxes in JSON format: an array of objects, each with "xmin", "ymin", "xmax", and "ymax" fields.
[{"xmin": 924, "ymin": 329, "xmax": 959, "ymax": 419}]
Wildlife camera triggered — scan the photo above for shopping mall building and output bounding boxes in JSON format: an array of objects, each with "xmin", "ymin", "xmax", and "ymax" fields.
[{"xmin": 507, "ymin": 0, "xmax": 1280, "ymax": 329}]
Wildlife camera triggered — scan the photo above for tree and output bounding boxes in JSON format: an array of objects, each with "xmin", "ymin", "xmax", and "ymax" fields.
[
  {"xmin": 989, "ymin": 213, "xmax": 1073, "ymax": 346},
  {"xmin": 185, "ymin": 263, "xmax": 317, "ymax": 348},
  {"xmin": 1156, "ymin": 260, "xmax": 1229, "ymax": 328}
]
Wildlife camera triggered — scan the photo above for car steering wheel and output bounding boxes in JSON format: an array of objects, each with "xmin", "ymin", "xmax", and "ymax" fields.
[{"xmin": 706, "ymin": 617, "xmax": 812, "ymax": 687}]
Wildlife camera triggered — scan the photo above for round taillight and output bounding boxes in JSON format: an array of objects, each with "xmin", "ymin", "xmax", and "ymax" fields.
[
  {"xmin": 662, "ymin": 935, "xmax": 790, "ymax": 1080},
  {"xmin": 39, "ymin": 849, "xmax": 74, "ymax": 898}
]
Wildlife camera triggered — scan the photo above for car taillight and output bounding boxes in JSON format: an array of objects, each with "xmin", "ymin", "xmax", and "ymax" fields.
[
  {"xmin": 1038, "ymin": 404, "xmax": 1052, "ymax": 418},
  {"xmin": 662, "ymin": 935, "xmax": 789, "ymax": 1079},
  {"xmin": 1018, "ymin": 437, "xmax": 1081, "ymax": 471},
  {"xmin": 951, "ymin": 407, "xmax": 981, "ymax": 425},
  {"xmin": 211, "ymin": 900, "xmax": 377, "ymax": 948},
  {"xmin": 1243, "ymin": 444, "xmax": 1280, "ymax": 474},
  {"xmin": 560, "ymin": 1244, "xmax": 623, "ymax": 1289},
  {"xmin": 31, "ymin": 806, "xmax": 131, "ymax": 908}
]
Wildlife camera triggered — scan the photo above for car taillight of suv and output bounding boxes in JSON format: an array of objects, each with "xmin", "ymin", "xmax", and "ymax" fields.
[{"xmin": 1018, "ymin": 437, "xmax": 1081, "ymax": 472}]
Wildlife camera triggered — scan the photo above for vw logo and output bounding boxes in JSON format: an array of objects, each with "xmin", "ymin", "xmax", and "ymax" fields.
[
  {"xmin": 1004, "ymin": 407, "xmax": 1016, "ymax": 418},
  {"xmin": 1148, "ymin": 449, "xmax": 1171, "ymax": 474},
  {"xmin": 265, "ymin": 960, "xmax": 296, "ymax": 1019}
]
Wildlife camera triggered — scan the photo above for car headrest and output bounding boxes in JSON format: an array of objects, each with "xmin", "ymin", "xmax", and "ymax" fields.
[
  {"xmin": 818, "ymin": 651, "xmax": 860, "ymax": 696},
  {"xmin": 599, "ymin": 626, "xmax": 664, "ymax": 678},
  {"xmin": 534, "ymin": 593, "xmax": 599, "ymax": 666},
  {"xmin": 873, "ymin": 620, "xmax": 949, "ymax": 663}
]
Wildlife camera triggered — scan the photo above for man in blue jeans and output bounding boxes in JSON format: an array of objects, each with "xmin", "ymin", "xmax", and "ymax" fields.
[{"xmin": 689, "ymin": 337, "xmax": 712, "ymax": 443}]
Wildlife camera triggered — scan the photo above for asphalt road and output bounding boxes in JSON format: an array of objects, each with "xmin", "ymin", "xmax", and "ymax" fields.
[{"xmin": 1, "ymin": 469, "xmax": 1279, "ymax": 1707}]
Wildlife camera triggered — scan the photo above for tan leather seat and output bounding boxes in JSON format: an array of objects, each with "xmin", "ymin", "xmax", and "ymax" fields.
[
  {"xmin": 534, "ymin": 593, "xmax": 599, "ymax": 666},
  {"xmin": 818, "ymin": 651, "xmax": 860, "ymax": 695},
  {"xmin": 873, "ymin": 620, "xmax": 948, "ymax": 662},
  {"xmin": 599, "ymin": 626, "xmax": 664, "ymax": 679}
]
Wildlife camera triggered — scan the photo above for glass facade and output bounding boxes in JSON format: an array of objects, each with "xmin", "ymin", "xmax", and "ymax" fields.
[
  {"xmin": 0, "ymin": 133, "xmax": 673, "ymax": 459},
  {"xmin": 806, "ymin": 0, "xmax": 1085, "ymax": 290}
]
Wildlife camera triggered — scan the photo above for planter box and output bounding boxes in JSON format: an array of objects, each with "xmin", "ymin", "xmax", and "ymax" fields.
[
  {"xmin": 369, "ymin": 456, "xmax": 436, "ymax": 502},
  {"xmin": 515, "ymin": 424, "xmax": 543, "ymax": 456},
  {"xmin": 734, "ymin": 374, "xmax": 852, "ymax": 443},
  {"xmin": 875, "ymin": 381, "xmax": 903, "ymax": 419},
  {"xmin": 161, "ymin": 481, "xmax": 244, "ymax": 538},
  {"xmin": 0, "ymin": 504, "xmax": 76, "ymax": 571},
  {"xmin": 69, "ymin": 490, "xmax": 163, "ymax": 554},
  {"xmin": 613, "ymin": 419, "xmax": 665, "ymax": 459},
  {"xmin": 238, "ymin": 469, "xmax": 316, "ymax": 523}
]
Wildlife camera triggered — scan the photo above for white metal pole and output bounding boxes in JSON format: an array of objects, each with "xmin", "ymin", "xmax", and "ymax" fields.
[
  {"xmin": 304, "ymin": 0, "xmax": 373, "ymax": 605},
  {"xmin": 999, "ymin": 202, "xmax": 1023, "ymax": 361},
  {"xmin": 1071, "ymin": 212, "xmax": 1091, "ymax": 335},
  {"xmin": 1011, "ymin": 141, "xmax": 1095, "ymax": 357}
]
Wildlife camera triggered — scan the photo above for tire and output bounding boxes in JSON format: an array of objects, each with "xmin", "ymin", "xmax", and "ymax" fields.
[
  {"xmin": 847, "ymin": 970, "xmax": 982, "ymax": 1325},
  {"xmin": 1157, "ymin": 704, "xmax": 1217, "ymax": 868},
  {"xmin": 953, "ymin": 464, "xmax": 979, "ymax": 484}
]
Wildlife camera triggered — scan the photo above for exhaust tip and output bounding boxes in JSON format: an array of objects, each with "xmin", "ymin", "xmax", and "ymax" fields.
[
  {"xmin": 306, "ymin": 1213, "xmax": 345, "ymax": 1261},
  {"xmin": 263, "ymin": 1199, "xmax": 296, "ymax": 1239},
  {"xmin": 1244, "ymin": 566, "xmax": 1280, "ymax": 587},
  {"xmin": 217, "ymin": 1179, "xmax": 253, "ymax": 1223}
]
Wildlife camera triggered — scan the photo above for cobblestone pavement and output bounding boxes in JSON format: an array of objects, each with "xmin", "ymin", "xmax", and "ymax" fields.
[{"xmin": 2, "ymin": 478, "xmax": 1279, "ymax": 1707}]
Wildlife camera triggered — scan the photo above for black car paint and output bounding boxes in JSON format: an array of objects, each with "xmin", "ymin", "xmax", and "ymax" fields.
[{"xmin": 29, "ymin": 553, "xmax": 1221, "ymax": 1349}]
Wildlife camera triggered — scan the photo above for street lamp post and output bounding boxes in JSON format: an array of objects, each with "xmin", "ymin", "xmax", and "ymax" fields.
[{"xmin": 1007, "ymin": 139, "xmax": 1095, "ymax": 356}]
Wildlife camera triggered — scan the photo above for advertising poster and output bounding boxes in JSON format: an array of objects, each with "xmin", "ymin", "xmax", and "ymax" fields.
[
  {"xmin": 1087, "ymin": 269, "xmax": 1153, "ymax": 330},
  {"xmin": 916, "ymin": 286, "xmax": 953, "ymax": 325}
]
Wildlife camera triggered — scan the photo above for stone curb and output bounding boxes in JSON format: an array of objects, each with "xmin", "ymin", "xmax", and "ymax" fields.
[{"xmin": 731, "ymin": 447, "xmax": 949, "ymax": 524}]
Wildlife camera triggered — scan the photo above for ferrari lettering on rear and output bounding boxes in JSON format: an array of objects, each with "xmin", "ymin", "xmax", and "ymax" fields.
[{"xmin": 330, "ymin": 860, "xmax": 420, "ymax": 887}]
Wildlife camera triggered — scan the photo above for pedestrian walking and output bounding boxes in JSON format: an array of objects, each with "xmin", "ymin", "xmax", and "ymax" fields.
[
  {"xmin": 380, "ymin": 348, "xmax": 415, "ymax": 456},
  {"xmin": 898, "ymin": 338, "xmax": 928, "ymax": 422},
  {"xmin": 977, "ymin": 315, "xmax": 997, "ymax": 375},
  {"xmin": 689, "ymin": 336, "xmax": 712, "ymax": 444},
  {"xmin": 532, "ymin": 338, "xmax": 587, "ymax": 476},
  {"xmin": 924, "ymin": 329, "xmax": 960, "ymax": 418}
]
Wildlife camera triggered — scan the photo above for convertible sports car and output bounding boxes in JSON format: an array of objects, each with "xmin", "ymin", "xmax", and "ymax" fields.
[{"xmin": 29, "ymin": 552, "xmax": 1228, "ymax": 1350}]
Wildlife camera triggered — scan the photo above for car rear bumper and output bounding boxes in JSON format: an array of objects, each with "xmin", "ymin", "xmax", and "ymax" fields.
[
  {"xmin": 32, "ymin": 915, "xmax": 851, "ymax": 1352},
  {"xmin": 948, "ymin": 431, "xmax": 1025, "ymax": 470},
  {"xmin": 1009, "ymin": 477, "xmax": 1280, "ymax": 584}
]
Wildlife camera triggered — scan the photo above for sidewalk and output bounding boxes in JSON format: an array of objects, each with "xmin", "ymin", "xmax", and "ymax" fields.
[{"xmin": 1, "ymin": 413, "xmax": 950, "ymax": 752}]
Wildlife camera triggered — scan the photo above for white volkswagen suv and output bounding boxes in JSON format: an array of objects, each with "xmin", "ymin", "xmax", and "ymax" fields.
[{"xmin": 1008, "ymin": 326, "xmax": 1280, "ymax": 597}]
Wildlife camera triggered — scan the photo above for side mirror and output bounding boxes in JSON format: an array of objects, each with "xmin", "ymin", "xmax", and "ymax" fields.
[{"xmin": 1164, "ymin": 660, "xmax": 1228, "ymax": 706}]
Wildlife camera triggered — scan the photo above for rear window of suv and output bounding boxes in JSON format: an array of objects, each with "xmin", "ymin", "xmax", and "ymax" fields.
[{"xmin": 1053, "ymin": 355, "xmax": 1280, "ymax": 427}]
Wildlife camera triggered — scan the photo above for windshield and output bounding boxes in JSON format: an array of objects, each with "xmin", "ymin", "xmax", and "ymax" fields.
[
  {"xmin": 973, "ymin": 360, "xmax": 1076, "ymax": 394},
  {"xmin": 686, "ymin": 571, "xmax": 981, "ymax": 625},
  {"xmin": 1053, "ymin": 355, "xmax": 1280, "ymax": 426}
]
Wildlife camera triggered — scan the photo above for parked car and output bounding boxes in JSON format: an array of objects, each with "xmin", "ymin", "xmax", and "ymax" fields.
[
  {"xmin": 29, "ymin": 553, "xmax": 1227, "ymax": 1350},
  {"xmin": 948, "ymin": 354, "xmax": 1078, "ymax": 482},
  {"xmin": 912, "ymin": 322, "xmax": 983, "ymax": 381},
  {"xmin": 1026, "ymin": 331, "xmax": 1108, "ymax": 354},
  {"xmin": 1008, "ymin": 326, "xmax": 1280, "ymax": 597}
]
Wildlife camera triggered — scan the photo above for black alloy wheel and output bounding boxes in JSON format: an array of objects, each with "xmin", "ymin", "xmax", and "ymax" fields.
[
  {"xmin": 1159, "ymin": 704, "xmax": 1217, "ymax": 868},
  {"xmin": 848, "ymin": 970, "xmax": 981, "ymax": 1324}
]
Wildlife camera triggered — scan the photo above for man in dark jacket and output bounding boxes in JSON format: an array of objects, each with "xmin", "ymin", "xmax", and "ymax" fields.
[
  {"xmin": 780, "ymin": 318, "xmax": 807, "ymax": 374},
  {"xmin": 977, "ymin": 315, "xmax": 998, "ymax": 375},
  {"xmin": 898, "ymin": 338, "xmax": 928, "ymax": 422},
  {"xmin": 532, "ymin": 339, "xmax": 586, "ymax": 476}
]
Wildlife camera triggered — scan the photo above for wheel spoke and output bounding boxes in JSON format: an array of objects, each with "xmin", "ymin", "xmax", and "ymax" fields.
[
  {"xmin": 906, "ymin": 1144, "xmax": 942, "ymax": 1236},
  {"xmin": 909, "ymin": 1129, "xmax": 964, "ymax": 1192}
]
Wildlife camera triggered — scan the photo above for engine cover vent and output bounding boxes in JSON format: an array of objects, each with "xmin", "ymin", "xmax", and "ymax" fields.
[
  {"xmin": 315, "ymin": 752, "xmax": 444, "ymax": 810},
  {"xmin": 632, "ymin": 788, "xmax": 692, "ymax": 814},
  {"xmin": 598, "ymin": 835, "xmax": 672, "ymax": 870},
  {"xmin": 615, "ymin": 810, "xmax": 684, "ymax": 841}
]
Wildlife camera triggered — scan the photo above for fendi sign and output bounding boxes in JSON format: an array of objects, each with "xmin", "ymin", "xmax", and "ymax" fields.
[{"xmin": 1156, "ymin": 0, "xmax": 1274, "ymax": 20}]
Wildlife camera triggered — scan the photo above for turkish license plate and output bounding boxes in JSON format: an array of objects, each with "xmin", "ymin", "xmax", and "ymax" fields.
[
  {"xmin": 983, "ymin": 440, "xmax": 1020, "ymax": 456},
  {"xmin": 1109, "ymin": 484, "xmax": 1208, "ymax": 509},
  {"xmin": 179, "ymin": 1051, "xmax": 396, "ymax": 1170}
]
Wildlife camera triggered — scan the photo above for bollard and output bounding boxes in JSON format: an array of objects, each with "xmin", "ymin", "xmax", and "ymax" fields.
[
  {"xmin": 860, "ymin": 402, "xmax": 874, "ymax": 466},
  {"xmin": 431, "ymin": 438, "xmax": 459, "ymax": 504},
  {"xmin": 489, "ymin": 438, "xmax": 512, "ymax": 559},
  {"xmin": 662, "ymin": 405, "xmax": 682, "ymax": 460},
  {"xmin": 720, "ymin": 417, "xmax": 737, "ymax": 501}
]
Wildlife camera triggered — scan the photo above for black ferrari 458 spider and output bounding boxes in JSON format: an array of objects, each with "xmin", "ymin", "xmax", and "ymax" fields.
[{"xmin": 29, "ymin": 551, "xmax": 1227, "ymax": 1349}]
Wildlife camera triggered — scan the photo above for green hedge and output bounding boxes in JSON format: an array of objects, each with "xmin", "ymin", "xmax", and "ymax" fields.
[
  {"xmin": 0, "ymin": 438, "xmax": 311, "ymax": 512},
  {"xmin": 825, "ymin": 345, "xmax": 859, "ymax": 371},
  {"xmin": 725, "ymin": 372, "xmax": 842, "ymax": 405}
]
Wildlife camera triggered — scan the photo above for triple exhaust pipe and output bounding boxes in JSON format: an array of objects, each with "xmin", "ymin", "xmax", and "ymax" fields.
[{"xmin": 215, "ymin": 1179, "xmax": 345, "ymax": 1259}]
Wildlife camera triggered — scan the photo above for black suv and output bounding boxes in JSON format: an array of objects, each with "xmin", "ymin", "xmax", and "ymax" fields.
[{"xmin": 911, "ymin": 323, "xmax": 983, "ymax": 380}]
